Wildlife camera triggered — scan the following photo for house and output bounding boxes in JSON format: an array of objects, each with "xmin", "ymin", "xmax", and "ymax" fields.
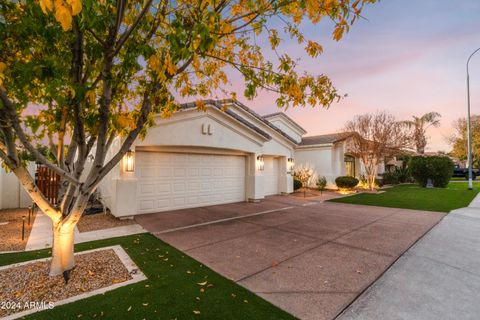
[{"xmin": 0, "ymin": 99, "xmax": 382, "ymax": 213}]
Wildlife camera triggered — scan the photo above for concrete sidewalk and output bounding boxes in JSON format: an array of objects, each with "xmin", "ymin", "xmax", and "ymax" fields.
[
  {"xmin": 25, "ymin": 211, "xmax": 146, "ymax": 251},
  {"xmin": 338, "ymin": 192, "xmax": 480, "ymax": 320}
]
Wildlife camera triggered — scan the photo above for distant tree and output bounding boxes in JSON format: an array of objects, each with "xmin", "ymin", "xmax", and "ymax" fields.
[
  {"xmin": 401, "ymin": 112, "xmax": 441, "ymax": 154},
  {"xmin": 0, "ymin": 0, "xmax": 377, "ymax": 278},
  {"xmin": 345, "ymin": 111, "xmax": 410, "ymax": 190},
  {"xmin": 449, "ymin": 115, "xmax": 480, "ymax": 167},
  {"xmin": 316, "ymin": 176, "xmax": 327, "ymax": 195}
]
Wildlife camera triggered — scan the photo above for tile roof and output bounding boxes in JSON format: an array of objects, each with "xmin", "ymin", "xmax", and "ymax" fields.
[
  {"xmin": 179, "ymin": 99, "xmax": 298, "ymax": 144},
  {"xmin": 299, "ymin": 132, "xmax": 353, "ymax": 146},
  {"xmin": 263, "ymin": 112, "xmax": 307, "ymax": 134}
]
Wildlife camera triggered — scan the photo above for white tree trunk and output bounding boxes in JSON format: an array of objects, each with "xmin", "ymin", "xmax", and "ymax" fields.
[{"xmin": 50, "ymin": 222, "xmax": 75, "ymax": 276}]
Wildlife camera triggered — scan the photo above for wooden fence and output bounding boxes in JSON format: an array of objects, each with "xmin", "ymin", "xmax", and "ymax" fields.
[{"xmin": 35, "ymin": 165, "xmax": 60, "ymax": 205}]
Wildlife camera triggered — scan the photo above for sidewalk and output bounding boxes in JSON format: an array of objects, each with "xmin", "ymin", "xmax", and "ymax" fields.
[
  {"xmin": 25, "ymin": 212, "xmax": 146, "ymax": 251},
  {"xmin": 337, "ymin": 192, "xmax": 480, "ymax": 320}
]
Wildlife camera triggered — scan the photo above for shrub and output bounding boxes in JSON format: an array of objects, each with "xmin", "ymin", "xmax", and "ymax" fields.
[
  {"xmin": 382, "ymin": 171, "xmax": 399, "ymax": 185},
  {"xmin": 335, "ymin": 176, "xmax": 359, "ymax": 189},
  {"xmin": 316, "ymin": 176, "xmax": 327, "ymax": 193},
  {"xmin": 293, "ymin": 179, "xmax": 302, "ymax": 190},
  {"xmin": 394, "ymin": 166, "xmax": 412, "ymax": 183},
  {"xmin": 409, "ymin": 156, "xmax": 454, "ymax": 188}
]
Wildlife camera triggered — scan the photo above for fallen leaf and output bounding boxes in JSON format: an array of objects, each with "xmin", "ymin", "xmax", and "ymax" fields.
[
  {"xmin": 197, "ymin": 281, "xmax": 208, "ymax": 286},
  {"xmin": 142, "ymin": 303, "xmax": 149, "ymax": 306},
  {"xmin": 193, "ymin": 310, "xmax": 201, "ymax": 315},
  {"xmin": 231, "ymin": 293, "xmax": 236, "ymax": 298},
  {"xmin": 244, "ymin": 300, "xmax": 249, "ymax": 303},
  {"xmin": 127, "ymin": 306, "xmax": 132, "ymax": 311}
]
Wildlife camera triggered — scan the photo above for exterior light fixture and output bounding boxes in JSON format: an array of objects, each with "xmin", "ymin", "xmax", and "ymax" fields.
[
  {"xmin": 287, "ymin": 157, "xmax": 294, "ymax": 173},
  {"xmin": 125, "ymin": 149, "xmax": 135, "ymax": 172},
  {"xmin": 256, "ymin": 155, "xmax": 265, "ymax": 171}
]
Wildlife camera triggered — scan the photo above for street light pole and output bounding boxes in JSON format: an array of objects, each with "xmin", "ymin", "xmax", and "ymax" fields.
[{"xmin": 466, "ymin": 47, "xmax": 480, "ymax": 190}]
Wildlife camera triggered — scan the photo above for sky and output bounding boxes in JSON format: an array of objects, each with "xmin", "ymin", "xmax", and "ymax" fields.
[{"xmin": 226, "ymin": 0, "xmax": 480, "ymax": 152}]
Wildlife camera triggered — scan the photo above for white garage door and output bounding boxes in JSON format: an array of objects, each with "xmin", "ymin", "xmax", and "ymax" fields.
[
  {"xmin": 263, "ymin": 156, "xmax": 280, "ymax": 196},
  {"xmin": 136, "ymin": 152, "xmax": 246, "ymax": 214}
]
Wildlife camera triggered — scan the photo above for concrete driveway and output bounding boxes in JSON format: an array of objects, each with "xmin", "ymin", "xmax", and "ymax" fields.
[{"xmin": 135, "ymin": 195, "xmax": 445, "ymax": 320}]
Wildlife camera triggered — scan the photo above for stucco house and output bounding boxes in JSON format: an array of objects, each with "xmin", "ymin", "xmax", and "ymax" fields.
[
  {"xmin": 97, "ymin": 99, "xmax": 375, "ymax": 217},
  {"xmin": 0, "ymin": 99, "xmax": 381, "ymax": 213}
]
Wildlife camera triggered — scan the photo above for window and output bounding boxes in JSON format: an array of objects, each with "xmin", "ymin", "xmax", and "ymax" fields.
[{"xmin": 344, "ymin": 155, "xmax": 355, "ymax": 177}]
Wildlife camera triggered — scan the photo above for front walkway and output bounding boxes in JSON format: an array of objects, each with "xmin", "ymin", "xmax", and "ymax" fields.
[
  {"xmin": 338, "ymin": 192, "xmax": 480, "ymax": 320},
  {"xmin": 25, "ymin": 212, "xmax": 146, "ymax": 251},
  {"xmin": 136, "ymin": 195, "xmax": 444, "ymax": 320}
]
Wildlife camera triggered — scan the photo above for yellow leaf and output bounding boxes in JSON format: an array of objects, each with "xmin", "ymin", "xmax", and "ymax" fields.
[
  {"xmin": 39, "ymin": 0, "xmax": 53, "ymax": 14},
  {"xmin": 197, "ymin": 281, "xmax": 208, "ymax": 286},
  {"xmin": 193, "ymin": 310, "xmax": 201, "ymax": 315},
  {"xmin": 148, "ymin": 55, "xmax": 160, "ymax": 73},
  {"xmin": 142, "ymin": 303, "xmax": 149, "ymax": 306},
  {"xmin": 55, "ymin": 4, "xmax": 73, "ymax": 31},
  {"xmin": 67, "ymin": 0, "xmax": 82, "ymax": 16},
  {"xmin": 86, "ymin": 90, "xmax": 96, "ymax": 105},
  {"xmin": 0, "ymin": 62, "xmax": 6, "ymax": 73},
  {"xmin": 127, "ymin": 306, "xmax": 132, "ymax": 311}
]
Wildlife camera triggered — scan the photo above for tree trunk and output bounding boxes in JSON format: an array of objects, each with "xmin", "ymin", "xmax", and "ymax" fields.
[{"xmin": 50, "ymin": 222, "xmax": 75, "ymax": 276}]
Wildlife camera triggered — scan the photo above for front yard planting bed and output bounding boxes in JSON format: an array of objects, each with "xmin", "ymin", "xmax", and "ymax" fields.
[
  {"xmin": 0, "ymin": 233, "xmax": 294, "ymax": 320},
  {"xmin": 0, "ymin": 208, "xmax": 37, "ymax": 252},
  {"xmin": 0, "ymin": 249, "xmax": 132, "ymax": 317},
  {"xmin": 329, "ymin": 183, "xmax": 480, "ymax": 212}
]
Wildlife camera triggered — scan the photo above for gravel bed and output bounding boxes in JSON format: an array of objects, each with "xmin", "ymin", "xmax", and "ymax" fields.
[
  {"xmin": 0, "ymin": 208, "xmax": 37, "ymax": 251},
  {"xmin": 77, "ymin": 212, "xmax": 136, "ymax": 233},
  {"xmin": 0, "ymin": 249, "xmax": 132, "ymax": 317}
]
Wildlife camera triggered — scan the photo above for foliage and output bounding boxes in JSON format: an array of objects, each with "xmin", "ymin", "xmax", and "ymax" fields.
[
  {"xmin": 449, "ymin": 115, "xmax": 480, "ymax": 167},
  {"xmin": 335, "ymin": 176, "xmax": 359, "ymax": 189},
  {"xmin": 401, "ymin": 112, "xmax": 441, "ymax": 154},
  {"xmin": 394, "ymin": 166, "xmax": 412, "ymax": 183},
  {"xmin": 409, "ymin": 156, "xmax": 454, "ymax": 188},
  {"xmin": 344, "ymin": 111, "xmax": 410, "ymax": 190},
  {"xmin": 382, "ymin": 171, "xmax": 399, "ymax": 185},
  {"xmin": 293, "ymin": 179, "xmax": 302, "ymax": 191},
  {"xmin": 0, "ymin": 234, "xmax": 295, "ymax": 319},
  {"xmin": 316, "ymin": 176, "xmax": 327, "ymax": 192},
  {"xmin": 293, "ymin": 164, "xmax": 314, "ymax": 187},
  {"xmin": 329, "ymin": 183, "xmax": 478, "ymax": 213},
  {"xmin": 0, "ymin": 0, "xmax": 377, "ymax": 275}
]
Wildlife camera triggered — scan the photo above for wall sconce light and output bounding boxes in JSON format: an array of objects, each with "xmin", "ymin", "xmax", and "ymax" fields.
[
  {"xmin": 256, "ymin": 155, "xmax": 265, "ymax": 171},
  {"xmin": 124, "ymin": 149, "xmax": 135, "ymax": 172},
  {"xmin": 287, "ymin": 157, "xmax": 294, "ymax": 173}
]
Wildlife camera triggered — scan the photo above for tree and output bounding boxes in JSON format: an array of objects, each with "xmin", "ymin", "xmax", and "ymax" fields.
[
  {"xmin": 401, "ymin": 112, "xmax": 441, "ymax": 154},
  {"xmin": 449, "ymin": 115, "xmax": 480, "ymax": 167},
  {"xmin": 0, "ymin": 0, "xmax": 376, "ymax": 277},
  {"xmin": 293, "ymin": 164, "xmax": 314, "ymax": 197},
  {"xmin": 344, "ymin": 111, "xmax": 410, "ymax": 190}
]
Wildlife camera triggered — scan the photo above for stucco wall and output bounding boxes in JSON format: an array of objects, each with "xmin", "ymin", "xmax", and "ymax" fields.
[
  {"xmin": 0, "ymin": 162, "xmax": 36, "ymax": 209},
  {"xmin": 98, "ymin": 106, "xmax": 295, "ymax": 217},
  {"xmin": 266, "ymin": 118, "xmax": 302, "ymax": 143}
]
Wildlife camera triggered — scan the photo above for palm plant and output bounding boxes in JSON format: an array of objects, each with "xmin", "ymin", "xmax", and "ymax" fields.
[{"xmin": 402, "ymin": 112, "xmax": 441, "ymax": 154}]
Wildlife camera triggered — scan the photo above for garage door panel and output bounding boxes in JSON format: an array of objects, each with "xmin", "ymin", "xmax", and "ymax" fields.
[
  {"xmin": 137, "ymin": 152, "xmax": 246, "ymax": 213},
  {"xmin": 263, "ymin": 157, "xmax": 280, "ymax": 196}
]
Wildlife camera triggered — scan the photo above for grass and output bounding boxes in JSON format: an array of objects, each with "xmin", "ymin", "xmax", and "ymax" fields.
[
  {"xmin": 329, "ymin": 183, "xmax": 480, "ymax": 212},
  {"xmin": 0, "ymin": 233, "xmax": 294, "ymax": 320}
]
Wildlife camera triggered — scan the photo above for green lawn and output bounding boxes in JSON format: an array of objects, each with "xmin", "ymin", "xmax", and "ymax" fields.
[
  {"xmin": 329, "ymin": 183, "xmax": 480, "ymax": 212},
  {"xmin": 1, "ymin": 233, "xmax": 294, "ymax": 320}
]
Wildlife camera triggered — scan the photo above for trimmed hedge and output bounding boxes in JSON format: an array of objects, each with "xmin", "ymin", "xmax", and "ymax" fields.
[
  {"xmin": 409, "ymin": 156, "xmax": 454, "ymax": 188},
  {"xmin": 293, "ymin": 179, "xmax": 302, "ymax": 190},
  {"xmin": 335, "ymin": 176, "xmax": 359, "ymax": 189}
]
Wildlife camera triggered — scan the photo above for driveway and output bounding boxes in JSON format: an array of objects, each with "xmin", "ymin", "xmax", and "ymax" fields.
[{"xmin": 135, "ymin": 195, "xmax": 445, "ymax": 320}]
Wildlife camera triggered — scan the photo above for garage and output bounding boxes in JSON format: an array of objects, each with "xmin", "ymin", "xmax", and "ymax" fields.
[
  {"xmin": 263, "ymin": 156, "xmax": 280, "ymax": 196},
  {"xmin": 136, "ymin": 152, "xmax": 246, "ymax": 214}
]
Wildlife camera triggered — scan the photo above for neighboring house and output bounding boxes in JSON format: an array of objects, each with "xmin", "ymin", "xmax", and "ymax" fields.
[{"xmin": 0, "ymin": 99, "xmax": 385, "ymax": 212}]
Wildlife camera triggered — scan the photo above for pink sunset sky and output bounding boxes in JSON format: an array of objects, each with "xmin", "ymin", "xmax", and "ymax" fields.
[{"xmin": 225, "ymin": 0, "xmax": 480, "ymax": 152}]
